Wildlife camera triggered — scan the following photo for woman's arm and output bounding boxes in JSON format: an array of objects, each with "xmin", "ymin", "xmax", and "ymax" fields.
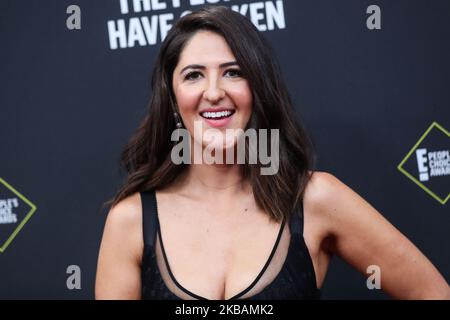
[
  {"xmin": 308, "ymin": 172, "xmax": 450, "ymax": 299},
  {"xmin": 95, "ymin": 193, "xmax": 143, "ymax": 299}
]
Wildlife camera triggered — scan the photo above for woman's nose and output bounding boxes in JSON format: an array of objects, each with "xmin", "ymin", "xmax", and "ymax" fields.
[{"xmin": 202, "ymin": 79, "xmax": 225, "ymax": 103}]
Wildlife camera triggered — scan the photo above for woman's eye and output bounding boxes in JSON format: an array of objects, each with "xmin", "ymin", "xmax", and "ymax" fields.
[
  {"xmin": 225, "ymin": 69, "xmax": 242, "ymax": 78},
  {"xmin": 184, "ymin": 71, "xmax": 202, "ymax": 81},
  {"xmin": 184, "ymin": 69, "xmax": 242, "ymax": 81}
]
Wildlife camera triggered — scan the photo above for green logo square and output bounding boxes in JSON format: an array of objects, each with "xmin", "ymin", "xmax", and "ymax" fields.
[
  {"xmin": 0, "ymin": 178, "xmax": 37, "ymax": 253},
  {"xmin": 397, "ymin": 122, "xmax": 450, "ymax": 205}
]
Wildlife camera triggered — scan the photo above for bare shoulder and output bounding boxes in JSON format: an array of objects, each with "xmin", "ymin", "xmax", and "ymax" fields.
[
  {"xmin": 301, "ymin": 171, "xmax": 348, "ymax": 253},
  {"xmin": 303, "ymin": 170, "xmax": 371, "ymax": 220},
  {"xmin": 102, "ymin": 192, "xmax": 144, "ymax": 260},
  {"xmin": 304, "ymin": 170, "xmax": 341, "ymax": 205},
  {"xmin": 107, "ymin": 192, "xmax": 143, "ymax": 230},
  {"xmin": 302, "ymin": 170, "xmax": 396, "ymax": 242},
  {"xmin": 95, "ymin": 192, "xmax": 143, "ymax": 299},
  {"xmin": 302, "ymin": 171, "xmax": 348, "ymax": 222}
]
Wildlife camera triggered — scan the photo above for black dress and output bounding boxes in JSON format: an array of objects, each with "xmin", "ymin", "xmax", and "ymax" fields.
[{"xmin": 140, "ymin": 190, "xmax": 320, "ymax": 300}]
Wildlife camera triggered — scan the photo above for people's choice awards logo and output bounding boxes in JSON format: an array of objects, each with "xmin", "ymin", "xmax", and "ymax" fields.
[
  {"xmin": 0, "ymin": 178, "xmax": 37, "ymax": 253},
  {"xmin": 397, "ymin": 122, "xmax": 450, "ymax": 205}
]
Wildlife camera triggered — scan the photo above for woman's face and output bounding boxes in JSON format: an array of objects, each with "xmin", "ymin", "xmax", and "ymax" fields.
[{"xmin": 172, "ymin": 30, "xmax": 253, "ymax": 151}]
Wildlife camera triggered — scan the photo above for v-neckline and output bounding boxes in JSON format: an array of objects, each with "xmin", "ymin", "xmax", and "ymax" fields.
[{"xmin": 153, "ymin": 192, "xmax": 287, "ymax": 300}]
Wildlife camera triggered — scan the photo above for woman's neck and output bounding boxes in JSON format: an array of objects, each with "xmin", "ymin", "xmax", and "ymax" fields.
[{"xmin": 182, "ymin": 162, "xmax": 248, "ymax": 197}]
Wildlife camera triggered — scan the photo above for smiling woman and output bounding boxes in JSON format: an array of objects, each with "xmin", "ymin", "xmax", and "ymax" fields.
[
  {"xmin": 172, "ymin": 30, "xmax": 253, "ymax": 152},
  {"xmin": 95, "ymin": 5, "xmax": 450, "ymax": 300}
]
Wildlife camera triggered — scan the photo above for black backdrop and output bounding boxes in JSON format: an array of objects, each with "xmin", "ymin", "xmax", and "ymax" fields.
[{"xmin": 0, "ymin": 0, "xmax": 449, "ymax": 299}]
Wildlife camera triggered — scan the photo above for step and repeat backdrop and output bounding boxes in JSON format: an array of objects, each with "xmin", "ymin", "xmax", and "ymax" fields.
[{"xmin": 0, "ymin": 0, "xmax": 448, "ymax": 299}]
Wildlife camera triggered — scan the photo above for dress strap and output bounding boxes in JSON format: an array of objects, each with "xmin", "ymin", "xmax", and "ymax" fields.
[
  {"xmin": 289, "ymin": 200, "xmax": 304, "ymax": 236},
  {"xmin": 140, "ymin": 190, "xmax": 158, "ymax": 248}
]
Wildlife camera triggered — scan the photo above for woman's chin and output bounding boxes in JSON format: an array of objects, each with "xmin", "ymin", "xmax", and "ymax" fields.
[
  {"xmin": 201, "ymin": 140, "xmax": 237, "ymax": 152},
  {"xmin": 196, "ymin": 140, "xmax": 237, "ymax": 163}
]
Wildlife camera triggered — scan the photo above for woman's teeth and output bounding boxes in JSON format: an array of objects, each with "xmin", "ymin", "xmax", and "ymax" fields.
[{"xmin": 201, "ymin": 110, "xmax": 234, "ymax": 119}]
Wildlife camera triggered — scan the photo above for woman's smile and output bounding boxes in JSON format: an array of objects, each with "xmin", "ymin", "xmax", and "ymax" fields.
[{"xmin": 199, "ymin": 107, "xmax": 236, "ymax": 128}]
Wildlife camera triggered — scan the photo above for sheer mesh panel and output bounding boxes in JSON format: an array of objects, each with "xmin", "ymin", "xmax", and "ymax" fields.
[{"xmin": 153, "ymin": 219, "xmax": 291, "ymax": 300}]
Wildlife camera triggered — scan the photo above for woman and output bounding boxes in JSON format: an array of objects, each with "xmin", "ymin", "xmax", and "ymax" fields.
[{"xmin": 95, "ymin": 6, "xmax": 449, "ymax": 300}]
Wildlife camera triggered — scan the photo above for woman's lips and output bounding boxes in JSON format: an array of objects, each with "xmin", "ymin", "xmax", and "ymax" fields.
[
  {"xmin": 202, "ymin": 115, "xmax": 233, "ymax": 128},
  {"xmin": 200, "ymin": 111, "xmax": 236, "ymax": 128}
]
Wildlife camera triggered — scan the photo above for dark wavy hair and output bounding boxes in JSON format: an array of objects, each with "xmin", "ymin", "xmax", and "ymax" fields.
[{"xmin": 104, "ymin": 5, "xmax": 316, "ymax": 222}]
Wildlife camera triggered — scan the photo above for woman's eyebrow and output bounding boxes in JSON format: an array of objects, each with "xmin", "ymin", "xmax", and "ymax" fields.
[{"xmin": 179, "ymin": 61, "xmax": 239, "ymax": 74}]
